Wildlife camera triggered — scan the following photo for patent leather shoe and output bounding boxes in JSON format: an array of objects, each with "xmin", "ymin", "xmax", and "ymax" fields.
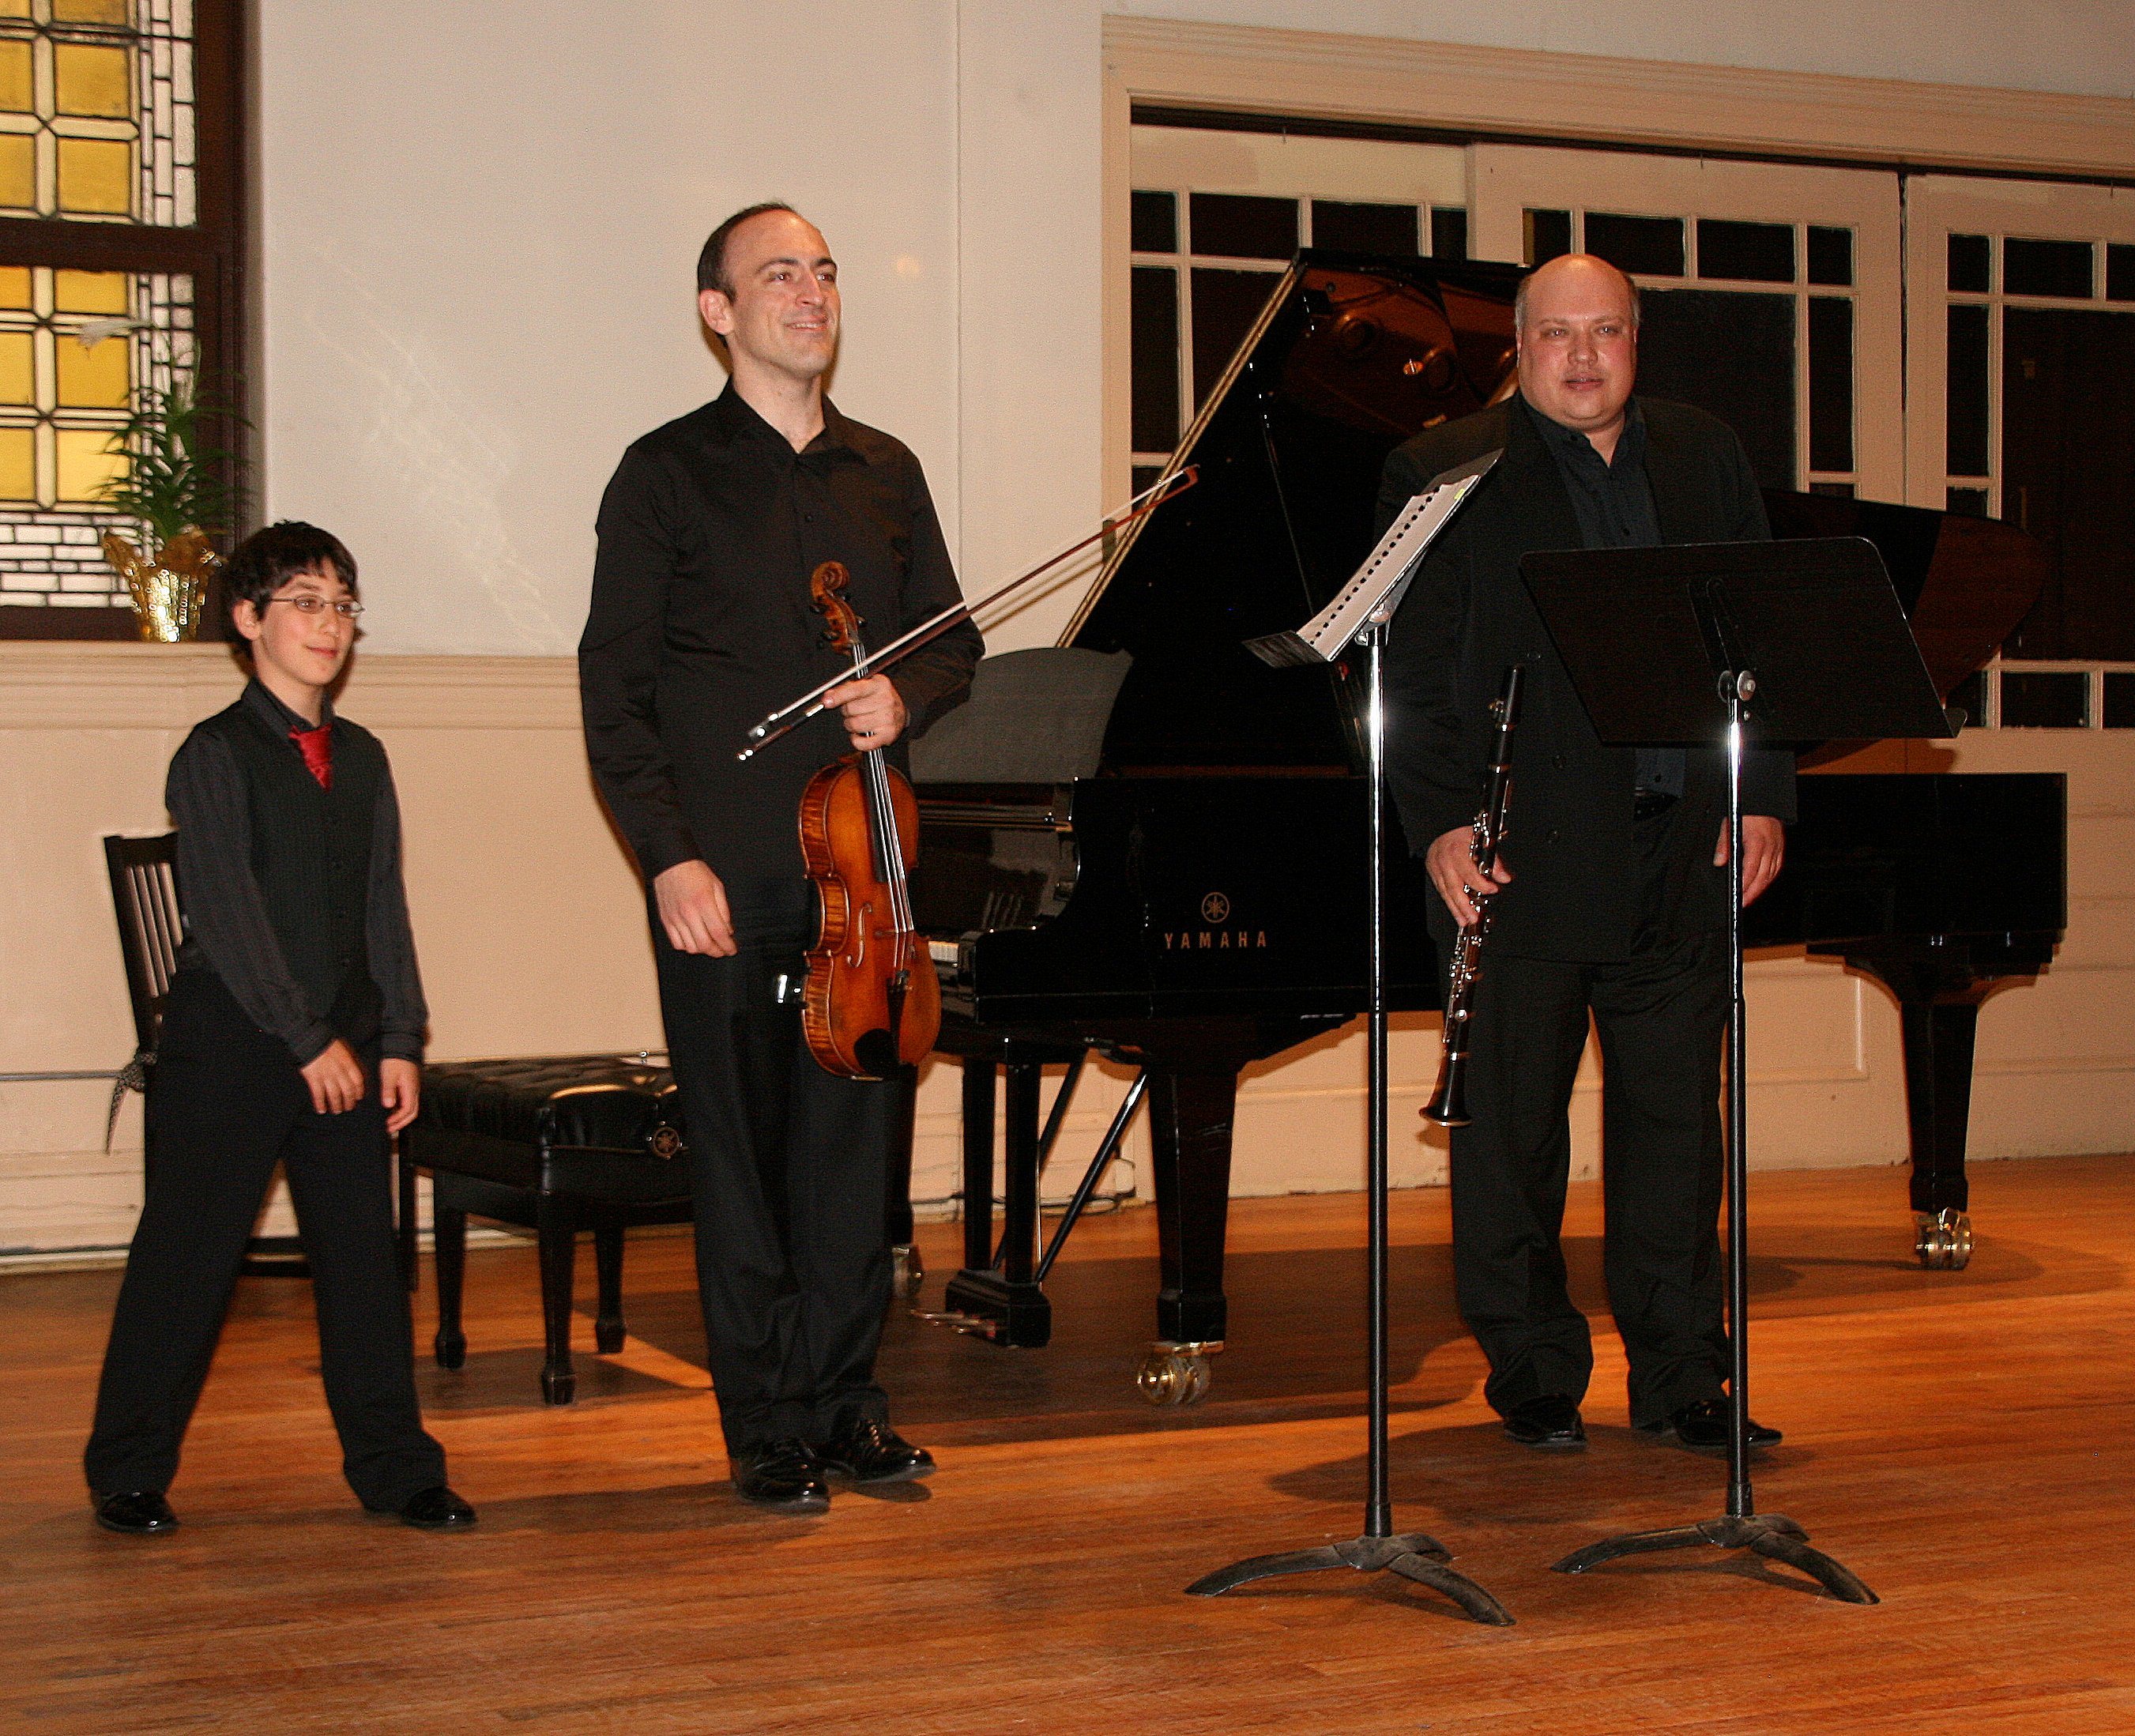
[
  {"xmin": 396, "ymin": 1485, "xmax": 478, "ymax": 1529},
  {"xmin": 1501, "ymin": 1394, "xmax": 1587, "ymax": 1451},
  {"xmin": 1648, "ymin": 1399, "xmax": 1783, "ymax": 1453},
  {"xmin": 92, "ymin": 1489, "xmax": 177, "ymax": 1535},
  {"xmin": 818, "ymin": 1417, "xmax": 936, "ymax": 1484},
  {"xmin": 733, "ymin": 1439, "xmax": 831, "ymax": 1512}
]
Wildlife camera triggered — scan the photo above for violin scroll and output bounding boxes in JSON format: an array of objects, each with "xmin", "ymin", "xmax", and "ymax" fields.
[{"xmin": 809, "ymin": 560, "xmax": 863, "ymax": 659}]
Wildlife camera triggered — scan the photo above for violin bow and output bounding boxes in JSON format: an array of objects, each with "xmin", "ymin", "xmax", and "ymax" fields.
[{"xmin": 736, "ymin": 465, "xmax": 1199, "ymax": 762}]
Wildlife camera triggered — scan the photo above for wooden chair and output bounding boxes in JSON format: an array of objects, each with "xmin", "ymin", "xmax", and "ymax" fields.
[{"xmin": 102, "ymin": 832, "xmax": 183, "ymax": 1131}]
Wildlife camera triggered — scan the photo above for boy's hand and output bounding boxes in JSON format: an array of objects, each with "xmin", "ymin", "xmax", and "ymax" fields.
[
  {"xmin": 301, "ymin": 1038, "xmax": 367, "ymax": 1116},
  {"xmin": 380, "ymin": 1058, "xmax": 421, "ymax": 1134}
]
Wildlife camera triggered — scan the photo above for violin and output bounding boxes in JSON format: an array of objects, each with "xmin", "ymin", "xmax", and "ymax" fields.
[{"xmin": 796, "ymin": 560, "xmax": 941, "ymax": 1080}]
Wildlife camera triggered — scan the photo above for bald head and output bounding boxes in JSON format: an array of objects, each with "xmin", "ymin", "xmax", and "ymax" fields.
[
  {"xmin": 1516, "ymin": 254, "xmax": 1640, "ymax": 458},
  {"xmin": 1515, "ymin": 253, "xmax": 1640, "ymax": 334}
]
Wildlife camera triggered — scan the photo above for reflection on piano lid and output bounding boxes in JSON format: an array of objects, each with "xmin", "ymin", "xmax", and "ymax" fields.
[{"xmin": 1060, "ymin": 252, "xmax": 1527, "ymax": 779}]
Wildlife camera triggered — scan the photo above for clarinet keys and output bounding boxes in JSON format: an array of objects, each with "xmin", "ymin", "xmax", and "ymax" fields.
[{"xmin": 1422, "ymin": 665, "xmax": 1524, "ymax": 1129}]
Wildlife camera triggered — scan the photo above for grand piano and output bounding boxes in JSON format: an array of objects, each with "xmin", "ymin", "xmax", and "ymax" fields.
[{"xmin": 905, "ymin": 250, "xmax": 2065, "ymax": 1401}]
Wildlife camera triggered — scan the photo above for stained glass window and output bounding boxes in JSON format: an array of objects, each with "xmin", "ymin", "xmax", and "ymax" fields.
[
  {"xmin": 0, "ymin": 0, "xmax": 234, "ymax": 630},
  {"xmin": 0, "ymin": 0, "xmax": 194, "ymax": 225}
]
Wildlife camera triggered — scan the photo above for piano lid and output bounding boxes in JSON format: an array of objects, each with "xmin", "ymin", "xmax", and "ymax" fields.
[
  {"xmin": 1761, "ymin": 491, "xmax": 2047, "ymax": 703},
  {"xmin": 1060, "ymin": 248, "xmax": 2044, "ymax": 778},
  {"xmin": 1064, "ymin": 251, "xmax": 1523, "ymax": 776}
]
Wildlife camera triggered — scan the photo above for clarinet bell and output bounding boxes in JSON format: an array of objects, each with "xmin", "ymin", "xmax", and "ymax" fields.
[{"xmin": 1421, "ymin": 1063, "xmax": 1470, "ymax": 1128}]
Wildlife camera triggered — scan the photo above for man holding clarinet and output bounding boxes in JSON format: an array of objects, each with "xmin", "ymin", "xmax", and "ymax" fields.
[{"xmin": 1379, "ymin": 253, "xmax": 1794, "ymax": 1455}]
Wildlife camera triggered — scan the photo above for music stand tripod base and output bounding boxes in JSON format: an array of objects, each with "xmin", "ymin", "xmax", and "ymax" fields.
[
  {"xmin": 1189, "ymin": 1532, "xmax": 1515, "ymax": 1626},
  {"xmin": 1553, "ymin": 1513, "xmax": 1878, "ymax": 1606}
]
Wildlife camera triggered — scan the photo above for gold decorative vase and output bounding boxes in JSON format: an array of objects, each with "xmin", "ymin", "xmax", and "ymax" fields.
[{"xmin": 102, "ymin": 528, "xmax": 220, "ymax": 643}]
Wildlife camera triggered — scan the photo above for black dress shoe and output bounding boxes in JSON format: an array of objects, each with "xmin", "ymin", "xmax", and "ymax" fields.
[
  {"xmin": 92, "ymin": 1490, "xmax": 177, "ymax": 1535},
  {"xmin": 1646, "ymin": 1399, "xmax": 1783, "ymax": 1453},
  {"xmin": 817, "ymin": 1418, "xmax": 936, "ymax": 1484},
  {"xmin": 1501, "ymin": 1394, "xmax": 1587, "ymax": 1451},
  {"xmin": 396, "ymin": 1486, "xmax": 478, "ymax": 1530},
  {"xmin": 733, "ymin": 1439, "xmax": 831, "ymax": 1512}
]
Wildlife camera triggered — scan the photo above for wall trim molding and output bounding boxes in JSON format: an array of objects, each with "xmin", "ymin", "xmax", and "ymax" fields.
[
  {"xmin": 1102, "ymin": 17, "xmax": 2135, "ymax": 181},
  {"xmin": 0, "ymin": 644, "xmax": 582, "ymax": 732}
]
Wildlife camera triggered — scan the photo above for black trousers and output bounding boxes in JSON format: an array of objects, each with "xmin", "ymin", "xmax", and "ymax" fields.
[
  {"xmin": 1444, "ymin": 811, "xmax": 1731, "ymax": 1429},
  {"xmin": 84, "ymin": 972, "xmax": 446, "ymax": 1508},
  {"xmin": 653, "ymin": 892, "xmax": 903, "ymax": 1457}
]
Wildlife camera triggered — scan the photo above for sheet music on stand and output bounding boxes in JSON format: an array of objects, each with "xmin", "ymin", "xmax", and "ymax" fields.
[{"xmin": 1247, "ymin": 450, "xmax": 1499, "ymax": 669}]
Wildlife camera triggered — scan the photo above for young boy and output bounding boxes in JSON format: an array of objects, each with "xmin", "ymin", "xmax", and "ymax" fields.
[{"xmin": 84, "ymin": 522, "xmax": 474, "ymax": 1535}]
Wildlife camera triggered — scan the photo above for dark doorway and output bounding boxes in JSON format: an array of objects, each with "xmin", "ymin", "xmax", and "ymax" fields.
[
  {"xmin": 2001, "ymin": 306, "xmax": 2135, "ymax": 660},
  {"xmin": 1634, "ymin": 289, "xmax": 1798, "ymax": 491}
]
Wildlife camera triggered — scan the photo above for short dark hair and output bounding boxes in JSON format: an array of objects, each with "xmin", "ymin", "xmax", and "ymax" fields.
[
  {"xmin": 223, "ymin": 521, "xmax": 359, "ymax": 622},
  {"xmin": 696, "ymin": 201, "xmax": 798, "ymax": 297}
]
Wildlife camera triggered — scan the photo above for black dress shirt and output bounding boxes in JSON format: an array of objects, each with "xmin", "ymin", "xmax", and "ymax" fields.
[
  {"xmin": 1524, "ymin": 395, "xmax": 1684, "ymax": 799},
  {"xmin": 168, "ymin": 680, "xmax": 427, "ymax": 1064},
  {"xmin": 579, "ymin": 386, "xmax": 981, "ymax": 933}
]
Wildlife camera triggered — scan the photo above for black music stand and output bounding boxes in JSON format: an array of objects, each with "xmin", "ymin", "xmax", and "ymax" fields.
[
  {"xmin": 1521, "ymin": 534, "xmax": 1952, "ymax": 1606},
  {"xmin": 1185, "ymin": 456, "xmax": 1513, "ymax": 1626}
]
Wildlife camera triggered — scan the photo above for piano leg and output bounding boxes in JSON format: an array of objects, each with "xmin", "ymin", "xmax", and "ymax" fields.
[
  {"xmin": 1000, "ymin": 1057, "xmax": 1044, "ymax": 1294},
  {"xmin": 1845, "ymin": 952, "xmax": 2025, "ymax": 1272},
  {"xmin": 1139, "ymin": 1066, "xmax": 1235, "ymax": 1404},
  {"xmin": 1898, "ymin": 997, "xmax": 1984, "ymax": 1271},
  {"xmin": 958, "ymin": 1056, "xmax": 993, "ymax": 1275},
  {"xmin": 939, "ymin": 1048, "xmax": 1054, "ymax": 1346}
]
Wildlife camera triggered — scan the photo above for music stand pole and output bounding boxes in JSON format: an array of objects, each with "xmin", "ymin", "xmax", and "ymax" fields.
[
  {"xmin": 1551, "ymin": 664, "xmax": 1875, "ymax": 1604},
  {"xmin": 1185, "ymin": 615, "xmax": 1512, "ymax": 1626}
]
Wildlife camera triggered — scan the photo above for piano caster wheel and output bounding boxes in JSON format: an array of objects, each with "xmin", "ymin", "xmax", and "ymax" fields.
[
  {"xmin": 1136, "ymin": 1340, "xmax": 1222, "ymax": 1406},
  {"xmin": 891, "ymin": 1244, "xmax": 925, "ymax": 1301},
  {"xmin": 1915, "ymin": 1208, "xmax": 1973, "ymax": 1271},
  {"xmin": 434, "ymin": 1329, "xmax": 465, "ymax": 1371}
]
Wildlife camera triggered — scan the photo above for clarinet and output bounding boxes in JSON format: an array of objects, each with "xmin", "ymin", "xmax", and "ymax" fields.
[{"xmin": 1421, "ymin": 665, "xmax": 1524, "ymax": 1128}]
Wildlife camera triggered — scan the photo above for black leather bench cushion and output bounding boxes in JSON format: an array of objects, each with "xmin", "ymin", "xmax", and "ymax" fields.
[{"xmin": 416, "ymin": 1056, "xmax": 690, "ymax": 1201}]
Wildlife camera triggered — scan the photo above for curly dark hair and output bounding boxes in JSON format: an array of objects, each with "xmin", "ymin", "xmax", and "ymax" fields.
[{"xmin": 222, "ymin": 521, "xmax": 359, "ymax": 623}]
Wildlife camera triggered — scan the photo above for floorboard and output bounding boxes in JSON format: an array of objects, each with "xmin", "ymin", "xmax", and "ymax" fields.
[{"xmin": 3, "ymin": 1154, "xmax": 2130, "ymax": 1734}]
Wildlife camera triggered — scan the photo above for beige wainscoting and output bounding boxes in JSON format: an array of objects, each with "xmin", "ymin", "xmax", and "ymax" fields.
[
  {"xmin": 4, "ymin": 645, "xmax": 2129, "ymax": 1258},
  {"xmin": 0, "ymin": 645, "xmax": 1104, "ymax": 1257}
]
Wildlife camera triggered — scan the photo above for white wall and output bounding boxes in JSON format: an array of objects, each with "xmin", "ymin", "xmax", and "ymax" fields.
[
  {"xmin": 1111, "ymin": 1, "xmax": 2135, "ymax": 101},
  {"xmin": 255, "ymin": 0, "xmax": 1103, "ymax": 659}
]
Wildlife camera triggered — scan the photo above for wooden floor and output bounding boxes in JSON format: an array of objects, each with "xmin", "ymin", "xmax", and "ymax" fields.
[{"xmin": 4, "ymin": 1154, "xmax": 2132, "ymax": 1734}]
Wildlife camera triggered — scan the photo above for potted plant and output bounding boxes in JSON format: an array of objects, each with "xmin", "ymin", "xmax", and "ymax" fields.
[{"xmin": 95, "ymin": 381, "xmax": 246, "ymax": 643}]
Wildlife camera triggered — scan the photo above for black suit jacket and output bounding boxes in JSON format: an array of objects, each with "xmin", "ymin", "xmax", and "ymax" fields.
[{"xmin": 1377, "ymin": 395, "xmax": 1796, "ymax": 963}]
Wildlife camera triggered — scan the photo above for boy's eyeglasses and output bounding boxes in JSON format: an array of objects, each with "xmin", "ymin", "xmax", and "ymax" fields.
[{"xmin": 269, "ymin": 596, "xmax": 364, "ymax": 619}]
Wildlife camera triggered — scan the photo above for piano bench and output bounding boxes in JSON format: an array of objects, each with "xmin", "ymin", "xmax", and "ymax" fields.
[{"xmin": 407, "ymin": 1056, "xmax": 693, "ymax": 1406}]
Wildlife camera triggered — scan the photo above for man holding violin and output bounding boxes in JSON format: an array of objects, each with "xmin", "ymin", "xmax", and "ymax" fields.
[{"xmin": 581, "ymin": 202, "xmax": 980, "ymax": 1512}]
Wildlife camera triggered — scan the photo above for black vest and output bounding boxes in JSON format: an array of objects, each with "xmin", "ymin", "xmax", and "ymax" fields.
[{"xmin": 192, "ymin": 695, "xmax": 386, "ymax": 1045}]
